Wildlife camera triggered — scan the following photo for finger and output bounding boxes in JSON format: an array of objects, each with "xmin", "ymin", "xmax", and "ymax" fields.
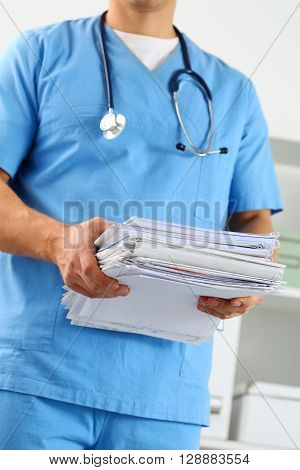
[
  {"xmin": 198, "ymin": 304, "xmax": 249, "ymax": 319},
  {"xmin": 71, "ymin": 284, "xmax": 108, "ymax": 299},
  {"xmin": 199, "ymin": 296, "xmax": 260, "ymax": 314},
  {"xmin": 70, "ymin": 280, "xmax": 130, "ymax": 299},
  {"xmin": 68, "ymin": 282, "xmax": 101, "ymax": 299},
  {"xmin": 197, "ymin": 304, "xmax": 225, "ymax": 319},
  {"xmin": 199, "ymin": 303, "xmax": 248, "ymax": 316},
  {"xmin": 198, "ymin": 298, "xmax": 250, "ymax": 316},
  {"xmin": 198, "ymin": 296, "xmax": 221, "ymax": 308},
  {"xmin": 63, "ymin": 265, "xmax": 97, "ymax": 294},
  {"xmin": 213, "ymin": 305, "xmax": 248, "ymax": 316},
  {"xmin": 80, "ymin": 252, "xmax": 121, "ymax": 293},
  {"xmin": 63, "ymin": 256, "xmax": 129, "ymax": 296},
  {"xmin": 198, "ymin": 297, "xmax": 242, "ymax": 313},
  {"xmin": 231, "ymin": 296, "xmax": 263, "ymax": 307},
  {"xmin": 93, "ymin": 280, "xmax": 130, "ymax": 297},
  {"xmin": 66, "ymin": 279, "xmax": 105, "ymax": 298},
  {"xmin": 199, "ymin": 296, "xmax": 212, "ymax": 304},
  {"xmin": 67, "ymin": 278, "xmax": 120, "ymax": 299},
  {"xmin": 200, "ymin": 296, "xmax": 263, "ymax": 307},
  {"xmin": 87, "ymin": 277, "xmax": 130, "ymax": 297},
  {"xmin": 212, "ymin": 308, "xmax": 249, "ymax": 319},
  {"xmin": 82, "ymin": 255, "xmax": 130, "ymax": 296}
]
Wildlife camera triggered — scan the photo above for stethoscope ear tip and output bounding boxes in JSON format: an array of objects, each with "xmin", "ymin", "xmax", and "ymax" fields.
[
  {"xmin": 176, "ymin": 142, "xmax": 229, "ymax": 157},
  {"xmin": 176, "ymin": 143, "xmax": 186, "ymax": 151}
]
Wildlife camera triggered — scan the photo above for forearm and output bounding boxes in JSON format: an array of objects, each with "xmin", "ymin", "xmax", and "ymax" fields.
[
  {"xmin": 229, "ymin": 213, "xmax": 272, "ymax": 234},
  {"xmin": 228, "ymin": 209, "xmax": 278, "ymax": 261},
  {"xmin": 0, "ymin": 175, "xmax": 65, "ymax": 263}
]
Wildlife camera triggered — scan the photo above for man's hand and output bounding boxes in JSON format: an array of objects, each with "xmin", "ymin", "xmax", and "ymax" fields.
[
  {"xmin": 0, "ymin": 173, "xmax": 128, "ymax": 299},
  {"xmin": 196, "ymin": 209, "xmax": 276, "ymax": 320},
  {"xmin": 197, "ymin": 295, "xmax": 263, "ymax": 319},
  {"xmin": 52, "ymin": 217, "xmax": 130, "ymax": 299}
]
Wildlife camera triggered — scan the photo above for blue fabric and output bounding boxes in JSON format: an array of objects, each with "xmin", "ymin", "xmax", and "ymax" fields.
[
  {"xmin": 0, "ymin": 16, "xmax": 283, "ymax": 426},
  {"xmin": 0, "ymin": 390, "xmax": 201, "ymax": 450}
]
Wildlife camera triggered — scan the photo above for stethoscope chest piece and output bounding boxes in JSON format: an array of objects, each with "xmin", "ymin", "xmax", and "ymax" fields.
[{"xmin": 100, "ymin": 110, "xmax": 126, "ymax": 140}]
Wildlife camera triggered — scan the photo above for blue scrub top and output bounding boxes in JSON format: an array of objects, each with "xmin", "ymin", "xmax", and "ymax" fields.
[{"xmin": 0, "ymin": 16, "xmax": 283, "ymax": 425}]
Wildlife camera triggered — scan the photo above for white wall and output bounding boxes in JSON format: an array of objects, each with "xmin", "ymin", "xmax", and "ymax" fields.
[
  {"xmin": 0, "ymin": 0, "xmax": 299, "ymax": 141},
  {"xmin": 274, "ymin": 163, "xmax": 300, "ymax": 230},
  {"xmin": 175, "ymin": 0, "xmax": 300, "ymax": 143}
]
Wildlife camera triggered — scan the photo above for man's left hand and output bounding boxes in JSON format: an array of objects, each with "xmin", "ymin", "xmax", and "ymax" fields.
[{"xmin": 197, "ymin": 295, "xmax": 263, "ymax": 319}]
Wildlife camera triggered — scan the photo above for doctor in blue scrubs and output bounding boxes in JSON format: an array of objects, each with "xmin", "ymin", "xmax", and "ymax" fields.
[{"xmin": 0, "ymin": 0, "xmax": 282, "ymax": 450}]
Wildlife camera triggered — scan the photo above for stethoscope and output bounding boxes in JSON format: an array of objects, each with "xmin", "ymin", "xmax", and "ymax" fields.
[{"xmin": 99, "ymin": 11, "xmax": 229, "ymax": 157}]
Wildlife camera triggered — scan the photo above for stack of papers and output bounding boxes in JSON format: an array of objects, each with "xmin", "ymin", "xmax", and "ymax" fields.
[{"xmin": 62, "ymin": 217, "xmax": 286, "ymax": 343}]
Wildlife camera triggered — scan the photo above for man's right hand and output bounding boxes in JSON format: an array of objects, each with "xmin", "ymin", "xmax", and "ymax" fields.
[
  {"xmin": 51, "ymin": 217, "xmax": 130, "ymax": 299},
  {"xmin": 0, "ymin": 172, "xmax": 129, "ymax": 299}
]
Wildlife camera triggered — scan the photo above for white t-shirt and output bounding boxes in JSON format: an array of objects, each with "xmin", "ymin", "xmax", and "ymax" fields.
[{"xmin": 113, "ymin": 29, "xmax": 179, "ymax": 71}]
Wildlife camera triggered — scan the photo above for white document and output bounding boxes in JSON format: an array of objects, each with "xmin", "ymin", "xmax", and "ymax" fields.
[
  {"xmin": 62, "ymin": 217, "xmax": 286, "ymax": 344},
  {"xmin": 96, "ymin": 217, "xmax": 279, "ymax": 258},
  {"xmin": 96, "ymin": 239, "xmax": 284, "ymax": 283},
  {"xmin": 101, "ymin": 262, "xmax": 283, "ymax": 290},
  {"xmin": 63, "ymin": 265, "xmax": 282, "ymax": 344},
  {"xmin": 64, "ymin": 273, "xmax": 224, "ymax": 343}
]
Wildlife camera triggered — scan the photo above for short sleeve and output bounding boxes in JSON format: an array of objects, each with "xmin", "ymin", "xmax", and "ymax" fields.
[
  {"xmin": 0, "ymin": 31, "xmax": 40, "ymax": 178},
  {"xmin": 228, "ymin": 81, "xmax": 283, "ymax": 215}
]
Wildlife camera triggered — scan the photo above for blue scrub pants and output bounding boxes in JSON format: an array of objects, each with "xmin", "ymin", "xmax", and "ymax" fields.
[{"xmin": 0, "ymin": 390, "xmax": 202, "ymax": 450}]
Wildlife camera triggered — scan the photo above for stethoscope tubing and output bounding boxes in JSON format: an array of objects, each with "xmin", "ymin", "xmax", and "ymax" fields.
[
  {"xmin": 99, "ymin": 12, "xmax": 114, "ymax": 111},
  {"xmin": 98, "ymin": 11, "xmax": 228, "ymax": 156}
]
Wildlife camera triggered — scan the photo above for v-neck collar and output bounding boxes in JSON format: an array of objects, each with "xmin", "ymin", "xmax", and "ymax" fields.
[
  {"xmin": 101, "ymin": 20, "xmax": 185, "ymax": 101},
  {"xmin": 105, "ymin": 21, "xmax": 181, "ymax": 73}
]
